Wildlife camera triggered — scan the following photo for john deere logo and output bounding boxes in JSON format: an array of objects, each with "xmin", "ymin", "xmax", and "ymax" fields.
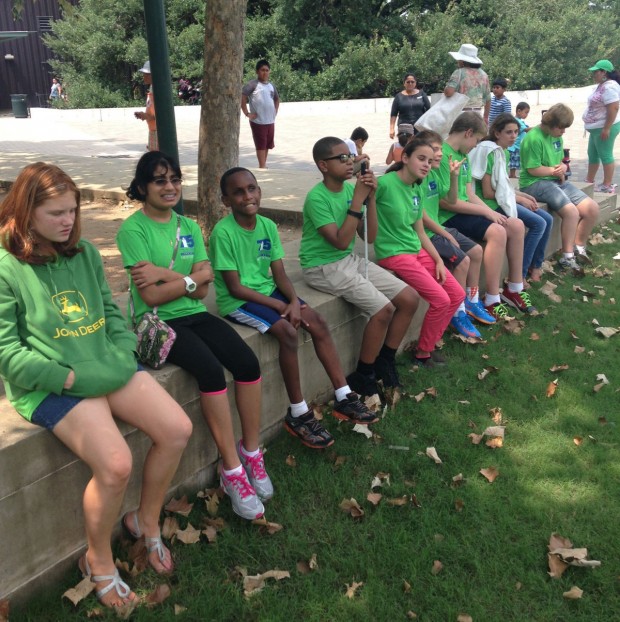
[{"xmin": 52, "ymin": 291, "xmax": 88, "ymax": 323}]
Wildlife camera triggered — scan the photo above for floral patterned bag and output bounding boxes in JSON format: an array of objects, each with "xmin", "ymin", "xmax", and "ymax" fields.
[{"xmin": 129, "ymin": 215, "xmax": 180, "ymax": 369}]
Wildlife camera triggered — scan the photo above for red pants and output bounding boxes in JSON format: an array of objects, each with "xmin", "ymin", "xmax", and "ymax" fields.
[{"xmin": 378, "ymin": 250, "xmax": 464, "ymax": 352}]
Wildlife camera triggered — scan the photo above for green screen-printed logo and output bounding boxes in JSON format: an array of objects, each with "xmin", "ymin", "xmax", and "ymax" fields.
[{"xmin": 52, "ymin": 290, "xmax": 89, "ymax": 323}]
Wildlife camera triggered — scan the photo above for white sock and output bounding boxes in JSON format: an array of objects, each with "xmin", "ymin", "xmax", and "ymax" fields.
[
  {"xmin": 290, "ymin": 400, "xmax": 309, "ymax": 417},
  {"xmin": 335, "ymin": 386, "xmax": 351, "ymax": 402},
  {"xmin": 222, "ymin": 465, "xmax": 244, "ymax": 477},
  {"xmin": 575, "ymin": 244, "xmax": 585, "ymax": 254},
  {"xmin": 563, "ymin": 252, "xmax": 574, "ymax": 260},
  {"xmin": 240, "ymin": 443, "xmax": 260, "ymax": 458},
  {"xmin": 458, "ymin": 302, "xmax": 466, "ymax": 314},
  {"xmin": 466, "ymin": 287, "xmax": 479, "ymax": 303},
  {"xmin": 485, "ymin": 293, "xmax": 501, "ymax": 306},
  {"xmin": 507, "ymin": 281, "xmax": 523, "ymax": 293}
]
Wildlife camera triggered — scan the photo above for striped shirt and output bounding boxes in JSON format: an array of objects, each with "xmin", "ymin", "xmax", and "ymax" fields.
[{"xmin": 488, "ymin": 95, "xmax": 511, "ymax": 124}]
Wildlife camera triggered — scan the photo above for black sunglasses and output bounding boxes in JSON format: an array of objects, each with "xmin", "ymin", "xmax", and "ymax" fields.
[{"xmin": 323, "ymin": 153, "xmax": 355, "ymax": 163}]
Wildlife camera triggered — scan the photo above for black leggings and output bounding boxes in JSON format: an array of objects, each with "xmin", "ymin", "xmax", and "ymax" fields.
[{"xmin": 166, "ymin": 312, "xmax": 260, "ymax": 393}]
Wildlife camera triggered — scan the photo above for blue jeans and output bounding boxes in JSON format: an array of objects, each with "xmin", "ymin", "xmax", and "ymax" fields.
[{"xmin": 516, "ymin": 204, "xmax": 553, "ymax": 276}]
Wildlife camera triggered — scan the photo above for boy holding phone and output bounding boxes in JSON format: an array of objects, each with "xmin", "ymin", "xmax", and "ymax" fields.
[{"xmin": 299, "ymin": 137, "xmax": 420, "ymax": 398}]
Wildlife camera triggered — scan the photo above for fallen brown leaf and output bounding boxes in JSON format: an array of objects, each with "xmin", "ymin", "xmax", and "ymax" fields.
[
  {"xmin": 595, "ymin": 326, "xmax": 619, "ymax": 338},
  {"xmin": 414, "ymin": 391, "xmax": 426, "ymax": 402},
  {"xmin": 574, "ymin": 345, "xmax": 585, "ymax": 354},
  {"xmin": 205, "ymin": 491, "xmax": 220, "ymax": 517},
  {"xmin": 333, "ymin": 455, "xmax": 347, "ymax": 468},
  {"xmin": 480, "ymin": 467, "xmax": 499, "ymax": 483},
  {"xmin": 296, "ymin": 560, "xmax": 311, "ymax": 575},
  {"xmin": 174, "ymin": 604, "xmax": 187, "ymax": 615},
  {"xmin": 468, "ymin": 433, "xmax": 484, "ymax": 445},
  {"xmin": 252, "ymin": 518, "xmax": 284, "ymax": 535},
  {"xmin": 62, "ymin": 577, "xmax": 96, "ymax": 606},
  {"xmin": 425, "ymin": 386, "xmax": 438, "ymax": 398},
  {"xmin": 371, "ymin": 471, "xmax": 390, "ymax": 488},
  {"xmin": 203, "ymin": 517, "xmax": 227, "ymax": 531},
  {"xmin": 457, "ymin": 615, "xmax": 473, "ymax": 622},
  {"xmin": 426, "ymin": 446, "xmax": 443, "ymax": 464},
  {"xmin": 549, "ymin": 533, "xmax": 573, "ymax": 549},
  {"xmin": 574, "ymin": 436, "xmax": 583, "ymax": 446},
  {"xmin": 161, "ymin": 516, "xmax": 180, "ymax": 540},
  {"xmin": 598, "ymin": 416, "xmax": 608, "ymax": 425},
  {"xmin": 483, "ymin": 426, "xmax": 505, "ymax": 438},
  {"xmin": 145, "ymin": 584, "xmax": 171, "ymax": 607},
  {"xmin": 452, "ymin": 473, "xmax": 465, "ymax": 486},
  {"xmin": 175, "ymin": 523, "xmax": 201, "ymax": 544},
  {"xmin": 549, "ymin": 364, "xmax": 569, "ymax": 372},
  {"xmin": 406, "ymin": 611, "xmax": 418, "ymax": 619},
  {"xmin": 489, "ymin": 406, "xmax": 503, "ymax": 424},
  {"xmin": 563, "ymin": 586, "xmax": 584, "ymax": 600},
  {"xmin": 164, "ymin": 495, "xmax": 193, "ymax": 517},
  {"xmin": 202, "ymin": 525, "xmax": 217, "ymax": 543},
  {"xmin": 0, "ymin": 600, "xmax": 8, "ymax": 622},
  {"xmin": 244, "ymin": 570, "xmax": 290, "ymax": 598},
  {"xmin": 548, "ymin": 553, "xmax": 570, "ymax": 579},
  {"xmin": 339, "ymin": 498, "xmax": 365, "ymax": 519},
  {"xmin": 386, "ymin": 496, "xmax": 409, "ymax": 507},
  {"xmin": 485, "ymin": 437, "xmax": 504, "ymax": 449},
  {"xmin": 367, "ymin": 492, "xmax": 383, "ymax": 506},
  {"xmin": 352, "ymin": 424, "xmax": 373, "ymax": 439},
  {"xmin": 455, "ymin": 499, "xmax": 465, "ymax": 512},
  {"xmin": 345, "ymin": 581, "xmax": 364, "ymax": 599},
  {"xmin": 403, "ymin": 579, "xmax": 411, "ymax": 593},
  {"xmin": 285, "ymin": 454, "xmax": 296, "ymax": 468},
  {"xmin": 431, "ymin": 560, "xmax": 443, "ymax": 575},
  {"xmin": 530, "ymin": 332, "xmax": 540, "ymax": 341},
  {"xmin": 546, "ymin": 379, "xmax": 558, "ymax": 398}
]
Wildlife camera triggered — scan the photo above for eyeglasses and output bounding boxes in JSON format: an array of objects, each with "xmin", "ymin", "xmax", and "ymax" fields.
[
  {"xmin": 323, "ymin": 153, "xmax": 355, "ymax": 163},
  {"xmin": 151, "ymin": 177, "xmax": 183, "ymax": 187}
]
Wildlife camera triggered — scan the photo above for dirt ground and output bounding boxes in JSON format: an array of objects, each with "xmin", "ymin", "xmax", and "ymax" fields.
[{"xmin": 0, "ymin": 193, "xmax": 302, "ymax": 295}]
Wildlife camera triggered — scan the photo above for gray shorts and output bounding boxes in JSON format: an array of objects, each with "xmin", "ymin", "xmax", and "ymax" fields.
[
  {"xmin": 302, "ymin": 253, "xmax": 408, "ymax": 317},
  {"xmin": 430, "ymin": 228, "xmax": 477, "ymax": 269},
  {"xmin": 521, "ymin": 180, "xmax": 588, "ymax": 212}
]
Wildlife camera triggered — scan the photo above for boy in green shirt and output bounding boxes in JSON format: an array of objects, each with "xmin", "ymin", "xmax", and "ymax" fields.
[
  {"xmin": 211, "ymin": 167, "xmax": 378, "ymax": 450},
  {"xmin": 519, "ymin": 103, "xmax": 599, "ymax": 270},
  {"xmin": 299, "ymin": 137, "xmax": 419, "ymax": 398}
]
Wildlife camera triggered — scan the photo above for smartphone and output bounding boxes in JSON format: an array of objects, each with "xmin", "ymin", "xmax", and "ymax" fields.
[{"xmin": 360, "ymin": 161, "xmax": 367, "ymax": 176}]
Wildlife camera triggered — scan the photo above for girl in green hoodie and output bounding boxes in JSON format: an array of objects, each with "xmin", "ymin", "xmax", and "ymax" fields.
[{"xmin": 0, "ymin": 163, "xmax": 192, "ymax": 608}]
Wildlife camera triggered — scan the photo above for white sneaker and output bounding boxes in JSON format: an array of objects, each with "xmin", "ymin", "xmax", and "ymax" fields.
[
  {"xmin": 220, "ymin": 468, "xmax": 264, "ymax": 520},
  {"xmin": 596, "ymin": 183, "xmax": 617, "ymax": 193},
  {"xmin": 237, "ymin": 441, "xmax": 274, "ymax": 501}
]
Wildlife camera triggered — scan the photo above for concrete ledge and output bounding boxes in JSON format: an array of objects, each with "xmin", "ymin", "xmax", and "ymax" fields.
[{"xmin": 1, "ymin": 186, "xmax": 616, "ymax": 604}]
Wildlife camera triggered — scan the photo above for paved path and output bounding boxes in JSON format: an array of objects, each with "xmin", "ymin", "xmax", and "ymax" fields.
[{"xmin": 0, "ymin": 93, "xmax": 618, "ymax": 218}]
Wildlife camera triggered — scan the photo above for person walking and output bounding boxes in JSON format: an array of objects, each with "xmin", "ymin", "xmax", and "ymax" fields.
[{"xmin": 134, "ymin": 61, "xmax": 158, "ymax": 152}]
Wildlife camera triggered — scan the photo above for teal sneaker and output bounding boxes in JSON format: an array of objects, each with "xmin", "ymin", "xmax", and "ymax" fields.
[
  {"xmin": 450, "ymin": 310, "xmax": 482, "ymax": 339},
  {"xmin": 465, "ymin": 299, "xmax": 496, "ymax": 325}
]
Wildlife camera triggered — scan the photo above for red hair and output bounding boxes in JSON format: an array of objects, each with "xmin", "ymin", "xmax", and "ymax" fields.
[{"xmin": 0, "ymin": 162, "xmax": 82, "ymax": 264}]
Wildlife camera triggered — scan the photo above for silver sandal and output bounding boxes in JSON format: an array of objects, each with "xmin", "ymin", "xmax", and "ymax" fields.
[
  {"xmin": 123, "ymin": 510, "xmax": 173, "ymax": 574},
  {"xmin": 79, "ymin": 554, "xmax": 132, "ymax": 603}
]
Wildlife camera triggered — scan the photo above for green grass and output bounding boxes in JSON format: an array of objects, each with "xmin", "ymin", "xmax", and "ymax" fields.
[{"xmin": 15, "ymin": 220, "xmax": 620, "ymax": 621}]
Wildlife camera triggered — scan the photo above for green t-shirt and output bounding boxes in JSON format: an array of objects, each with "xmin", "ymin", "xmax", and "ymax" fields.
[
  {"xmin": 116, "ymin": 210, "xmax": 209, "ymax": 322},
  {"xmin": 210, "ymin": 213, "xmax": 285, "ymax": 316},
  {"xmin": 423, "ymin": 168, "xmax": 450, "ymax": 236},
  {"xmin": 299, "ymin": 182, "xmax": 355, "ymax": 269},
  {"xmin": 438, "ymin": 143, "xmax": 470, "ymax": 223},
  {"xmin": 374, "ymin": 171, "xmax": 423, "ymax": 260},
  {"xmin": 519, "ymin": 126, "xmax": 564, "ymax": 189},
  {"xmin": 474, "ymin": 149, "xmax": 510, "ymax": 211}
]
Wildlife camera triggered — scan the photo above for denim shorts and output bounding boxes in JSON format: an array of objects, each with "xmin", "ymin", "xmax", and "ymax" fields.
[
  {"xmin": 520, "ymin": 180, "xmax": 588, "ymax": 212},
  {"xmin": 30, "ymin": 364, "xmax": 144, "ymax": 430}
]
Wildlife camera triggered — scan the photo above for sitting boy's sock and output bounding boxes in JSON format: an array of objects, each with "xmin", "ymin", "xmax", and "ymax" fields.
[
  {"xmin": 507, "ymin": 281, "xmax": 523, "ymax": 294},
  {"xmin": 466, "ymin": 286, "xmax": 479, "ymax": 303},
  {"xmin": 485, "ymin": 293, "xmax": 501, "ymax": 306},
  {"xmin": 356, "ymin": 360, "xmax": 375, "ymax": 377},
  {"xmin": 378, "ymin": 344, "xmax": 396, "ymax": 362},
  {"xmin": 454, "ymin": 301, "xmax": 466, "ymax": 317},
  {"xmin": 563, "ymin": 252, "xmax": 575, "ymax": 260},
  {"xmin": 575, "ymin": 244, "xmax": 586, "ymax": 254},
  {"xmin": 290, "ymin": 400, "xmax": 309, "ymax": 417},
  {"xmin": 335, "ymin": 386, "xmax": 352, "ymax": 402}
]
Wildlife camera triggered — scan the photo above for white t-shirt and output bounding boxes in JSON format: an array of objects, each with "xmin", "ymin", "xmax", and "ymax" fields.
[
  {"xmin": 343, "ymin": 138, "xmax": 358, "ymax": 155},
  {"xmin": 582, "ymin": 79, "xmax": 620, "ymax": 129},
  {"xmin": 241, "ymin": 79, "xmax": 279, "ymax": 125}
]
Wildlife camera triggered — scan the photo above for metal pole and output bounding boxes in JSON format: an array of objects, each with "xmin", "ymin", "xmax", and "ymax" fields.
[{"xmin": 143, "ymin": 0, "xmax": 183, "ymax": 214}]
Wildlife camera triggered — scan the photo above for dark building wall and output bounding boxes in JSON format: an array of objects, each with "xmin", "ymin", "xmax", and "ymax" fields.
[{"xmin": 0, "ymin": 1, "xmax": 69, "ymax": 110}]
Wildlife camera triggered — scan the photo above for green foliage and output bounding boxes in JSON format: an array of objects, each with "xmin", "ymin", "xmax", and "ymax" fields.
[{"xmin": 42, "ymin": 0, "xmax": 620, "ymax": 107}]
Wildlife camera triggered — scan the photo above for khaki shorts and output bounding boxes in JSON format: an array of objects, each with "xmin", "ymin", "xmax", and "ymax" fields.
[{"xmin": 302, "ymin": 253, "xmax": 408, "ymax": 317}]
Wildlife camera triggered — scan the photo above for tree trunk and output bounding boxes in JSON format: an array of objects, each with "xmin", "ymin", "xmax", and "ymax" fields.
[{"xmin": 198, "ymin": 0, "xmax": 247, "ymax": 237}]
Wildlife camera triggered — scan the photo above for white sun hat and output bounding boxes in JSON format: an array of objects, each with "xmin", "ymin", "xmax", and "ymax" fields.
[
  {"xmin": 449, "ymin": 44, "xmax": 483, "ymax": 65},
  {"xmin": 138, "ymin": 60, "xmax": 151, "ymax": 74}
]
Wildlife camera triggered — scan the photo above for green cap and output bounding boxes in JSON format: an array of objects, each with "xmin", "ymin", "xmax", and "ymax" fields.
[{"xmin": 588, "ymin": 59, "xmax": 614, "ymax": 72}]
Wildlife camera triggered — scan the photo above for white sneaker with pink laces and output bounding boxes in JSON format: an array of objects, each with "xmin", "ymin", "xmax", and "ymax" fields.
[
  {"xmin": 237, "ymin": 440, "xmax": 274, "ymax": 501},
  {"xmin": 220, "ymin": 467, "xmax": 265, "ymax": 520}
]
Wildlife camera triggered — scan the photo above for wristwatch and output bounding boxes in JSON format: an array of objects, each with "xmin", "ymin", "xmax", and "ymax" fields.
[{"xmin": 183, "ymin": 276, "xmax": 197, "ymax": 293}]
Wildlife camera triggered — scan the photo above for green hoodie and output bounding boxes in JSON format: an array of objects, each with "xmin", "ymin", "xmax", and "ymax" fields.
[{"xmin": 0, "ymin": 240, "xmax": 137, "ymax": 420}]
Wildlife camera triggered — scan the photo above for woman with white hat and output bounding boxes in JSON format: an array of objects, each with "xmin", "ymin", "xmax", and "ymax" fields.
[
  {"xmin": 134, "ymin": 60, "xmax": 158, "ymax": 152},
  {"xmin": 444, "ymin": 44, "xmax": 491, "ymax": 122}
]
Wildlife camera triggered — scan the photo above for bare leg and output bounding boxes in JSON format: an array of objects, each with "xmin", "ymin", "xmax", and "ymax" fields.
[
  {"xmin": 268, "ymin": 320, "xmax": 304, "ymax": 403},
  {"xmin": 505, "ymin": 217, "xmax": 525, "ymax": 283},
  {"xmin": 452, "ymin": 254, "xmax": 470, "ymax": 289},
  {"xmin": 200, "ymin": 392, "xmax": 241, "ymax": 470},
  {"xmin": 602, "ymin": 162, "xmax": 615, "ymax": 186},
  {"xmin": 465, "ymin": 245, "xmax": 482, "ymax": 289},
  {"xmin": 358, "ymin": 302, "xmax": 394, "ymax": 364},
  {"xmin": 482, "ymin": 224, "xmax": 507, "ymax": 295},
  {"xmin": 575, "ymin": 198, "xmax": 600, "ymax": 247},
  {"xmin": 53, "ymin": 398, "xmax": 135, "ymax": 607},
  {"xmin": 586, "ymin": 163, "xmax": 599, "ymax": 183},
  {"xmin": 556, "ymin": 203, "xmax": 579, "ymax": 252},
  {"xmin": 108, "ymin": 371, "xmax": 192, "ymax": 572},
  {"xmin": 234, "ymin": 380, "xmax": 262, "ymax": 453},
  {"xmin": 256, "ymin": 149, "xmax": 267, "ymax": 168},
  {"xmin": 384, "ymin": 287, "xmax": 419, "ymax": 350}
]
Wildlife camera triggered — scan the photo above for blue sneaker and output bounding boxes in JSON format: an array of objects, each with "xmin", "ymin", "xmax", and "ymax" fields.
[
  {"xmin": 450, "ymin": 310, "xmax": 482, "ymax": 339},
  {"xmin": 465, "ymin": 299, "xmax": 496, "ymax": 325}
]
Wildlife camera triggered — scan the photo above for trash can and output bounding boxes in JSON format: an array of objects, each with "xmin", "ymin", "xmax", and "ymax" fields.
[{"xmin": 10, "ymin": 94, "xmax": 29, "ymax": 118}]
